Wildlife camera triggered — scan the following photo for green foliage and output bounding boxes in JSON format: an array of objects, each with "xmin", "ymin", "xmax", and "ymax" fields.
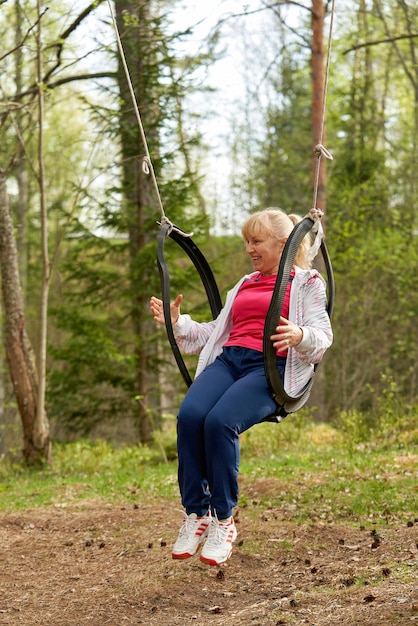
[
  {"xmin": 371, "ymin": 374, "xmax": 410, "ymax": 443},
  {"xmin": 48, "ymin": 308, "xmax": 136, "ymax": 435},
  {"xmin": 250, "ymin": 54, "xmax": 312, "ymax": 214},
  {"xmin": 46, "ymin": 226, "xmax": 137, "ymax": 436},
  {"xmin": 241, "ymin": 407, "xmax": 320, "ymax": 457},
  {"xmin": 324, "ymin": 218, "xmax": 418, "ymax": 417},
  {"xmin": 52, "ymin": 439, "xmax": 156, "ymax": 473},
  {"xmin": 332, "ymin": 375, "xmax": 418, "ymax": 455},
  {"xmin": 333, "ymin": 409, "xmax": 373, "ymax": 455}
]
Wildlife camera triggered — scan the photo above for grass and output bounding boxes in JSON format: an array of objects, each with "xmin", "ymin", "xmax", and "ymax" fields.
[
  {"xmin": 240, "ymin": 421, "xmax": 418, "ymax": 524},
  {"xmin": 0, "ymin": 440, "xmax": 179, "ymax": 512},
  {"xmin": 0, "ymin": 420, "xmax": 417, "ymax": 523}
]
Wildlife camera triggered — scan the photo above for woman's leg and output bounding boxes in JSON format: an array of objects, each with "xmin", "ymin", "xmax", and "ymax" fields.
[
  {"xmin": 203, "ymin": 349, "xmax": 278, "ymax": 519},
  {"xmin": 177, "ymin": 355, "xmax": 236, "ymax": 516}
]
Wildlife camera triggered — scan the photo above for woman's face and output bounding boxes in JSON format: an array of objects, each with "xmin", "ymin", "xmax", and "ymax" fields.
[{"xmin": 245, "ymin": 232, "xmax": 286, "ymax": 275}]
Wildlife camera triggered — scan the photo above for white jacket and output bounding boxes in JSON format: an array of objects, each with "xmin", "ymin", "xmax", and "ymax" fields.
[{"xmin": 173, "ymin": 267, "xmax": 333, "ymax": 398}]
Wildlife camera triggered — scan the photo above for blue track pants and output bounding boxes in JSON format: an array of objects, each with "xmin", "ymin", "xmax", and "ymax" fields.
[{"xmin": 177, "ymin": 346, "xmax": 285, "ymax": 519}]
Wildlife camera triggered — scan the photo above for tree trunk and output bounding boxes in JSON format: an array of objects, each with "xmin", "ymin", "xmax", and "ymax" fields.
[
  {"xmin": 115, "ymin": 0, "xmax": 159, "ymax": 444},
  {"xmin": 14, "ymin": 0, "xmax": 29, "ymax": 295},
  {"xmin": 310, "ymin": 0, "xmax": 328, "ymax": 418},
  {"xmin": 35, "ymin": 0, "xmax": 51, "ymax": 451},
  {"xmin": 0, "ymin": 171, "xmax": 50, "ymax": 464},
  {"xmin": 311, "ymin": 0, "xmax": 326, "ymax": 211}
]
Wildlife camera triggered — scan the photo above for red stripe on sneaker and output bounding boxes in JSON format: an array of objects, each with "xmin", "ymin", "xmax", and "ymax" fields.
[{"xmin": 195, "ymin": 522, "xmax": 209, "ymax": 537}]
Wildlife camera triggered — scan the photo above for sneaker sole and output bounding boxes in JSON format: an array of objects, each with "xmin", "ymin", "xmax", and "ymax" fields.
[
  {"xmin": 199, "ymin": 547, "xmax": 233, "ymax": 566},
  {"xmin": 172, "ymin": 540, "xmax": 205, "ymax": 559},
  {"xmin": 172, "ymin": 551, "xmax": 197, "ymax": 559}
]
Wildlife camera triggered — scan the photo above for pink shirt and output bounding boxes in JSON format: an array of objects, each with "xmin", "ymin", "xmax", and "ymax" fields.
[{"xmin": 224, "ymin": 271, "xmax": 293, "ymax": 356}]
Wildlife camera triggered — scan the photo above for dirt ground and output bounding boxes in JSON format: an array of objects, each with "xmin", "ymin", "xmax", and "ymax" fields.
[{"xmin": 0, "ymin": 480, "xmax": 417, "ymax": 626}]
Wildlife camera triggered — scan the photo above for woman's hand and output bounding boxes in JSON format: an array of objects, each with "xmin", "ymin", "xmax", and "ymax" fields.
[
  {"xmin": 150, "ymin": 294, "xmax": 183, "ymax": 326},
  {"xmin": 270, "ymin": 315, "xmax": 303, "ymax": 350}
]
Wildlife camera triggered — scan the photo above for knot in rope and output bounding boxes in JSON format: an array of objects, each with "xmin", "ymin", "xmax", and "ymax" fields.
[
  {"xmin": 159, "ymin": 216, "xmax": 173, "ymax": 235},
  {"xmin": 308, "ymin": 207, "xmax": 324, "ymax": 223},
  {"xmin": 158, "ymin": 216, "xmax": 194, "ymax": 238},
  {"xmin": 306, "ymin": 208, "xmax": 325, "ymax": 263},
  {"xmin": 312, "ymin": 144, "xmax": 333, "ymax": 210},
  {"xmin": 142, "ymin": 156, "xmax": 151, "ymax": 175},
  {"xmin": 313, "ymin": 144, "xmax": 333, "ymax": 161}
]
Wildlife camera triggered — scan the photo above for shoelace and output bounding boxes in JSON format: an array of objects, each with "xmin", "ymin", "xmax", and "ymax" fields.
[
  {"xmin": 207, "ymin": 514, "xmax": 232, "ymax": 545},
  {"xmin": 177, "ymin": 510, "xmax": 209, "ymax": 537},
  {"xmin": 178, "ymin": 512, "xmax": 194, "ymax": 537}
]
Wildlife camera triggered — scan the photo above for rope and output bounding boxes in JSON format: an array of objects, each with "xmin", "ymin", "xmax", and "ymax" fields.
[
  {"xmin": 106, "ymin": 0, "xmax": 166, "ymax": 219},
  {"xmin": 312, "ymin": 0, "xmax": 336, "ymax": 210}
]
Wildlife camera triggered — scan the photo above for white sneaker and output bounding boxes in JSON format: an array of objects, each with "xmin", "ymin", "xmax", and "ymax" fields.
[
  {"xmin": 200, "ymin": 514, "xmax": 237, "ymax": 566},
  {"xmin": 172, "ymin": 511, "xmax": 211, "ymax": 559}
]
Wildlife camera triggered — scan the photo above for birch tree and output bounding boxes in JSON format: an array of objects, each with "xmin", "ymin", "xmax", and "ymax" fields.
[
  {"xmin": 35, "ymin": 0, "xmax": 51, "ymax": 463},
  {"xmin": 0, "ymin": 171, "xmax": 49, "ymax": 463}
]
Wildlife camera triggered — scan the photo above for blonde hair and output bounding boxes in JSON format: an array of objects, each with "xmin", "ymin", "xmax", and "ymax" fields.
[{"xmin": 241, "ymin": 208, "xmax": 312, "ymax": 269}]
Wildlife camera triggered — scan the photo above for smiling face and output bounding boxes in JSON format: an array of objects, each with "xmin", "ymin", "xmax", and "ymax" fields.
[
  {"xmin": 242, "ymin": 208, "xmax": 311, "ymax": 274},
  {"xmin": 242, "ymin": 209, "xmax": 294, "ymax": 275},
  {"xmin": 245, "ymin": 233, "xmax": 286, "ymax": 275}
]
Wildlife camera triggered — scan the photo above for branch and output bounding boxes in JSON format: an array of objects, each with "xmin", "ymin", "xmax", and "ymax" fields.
[
  {"xmin": 374, "ymin": 0, "xmax": 418, "ymax": 89},
  {"xmin": 267, "ymin": 0, "xmax": 313, "ymax": 15},
  {"xmin": 216, "ymin": 0, "xmax": 313, "ymax": 27},
  {"xmin": 43, "ymin": 0, "xmax": 107, "ymax": 85},
  {"xmin": 15, "ymin": 72, "xmax": 117, "ymax": 99},
  {"xmin": 203, "ymin": 0, "xmax": 312, "ymax": 56},
  {"xmin": 45, "ymin": 71, "xmax": 118, "ymax": 91},
  {"xmin": 11, "ymin": 0, "xmax": 107, "ymax": 100},
  {"xmin": 343, "ymin": 32, "xmax": 418, "ymax": 55},
  {"xmin": 0, "ymin": 10, "xmax": 44, "ymax": 63},
  {"xmin": 267, "ymin": 2, "xmax": 312, "ymax": 48},
  {"xmin": 60, "ymin": 0, "xmax": 107, "ymax": 41}
]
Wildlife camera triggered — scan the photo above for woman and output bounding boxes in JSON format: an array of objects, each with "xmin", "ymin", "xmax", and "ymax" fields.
[{"xmin": 150, "ymin": 208, "xmax": 333, "ymax": 567}]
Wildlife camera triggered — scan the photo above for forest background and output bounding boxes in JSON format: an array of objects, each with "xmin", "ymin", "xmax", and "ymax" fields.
[{"xmin": 0, "ymin": 0, "xmax": 417, "ymax": 464}]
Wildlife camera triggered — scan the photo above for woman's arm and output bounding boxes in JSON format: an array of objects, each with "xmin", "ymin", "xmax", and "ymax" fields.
[
  {"xmin": 174, "ymin": 315, "xmax": 218, "ymax": 355},
  {"xmin": 294, "ymin": 275, "xmax": 333, "ymax": 363},
  {"xmin": 150, "ymin": 294, "xmax": 218, "ymax": 355},
  {"xmin": 282, "ymin": 271, "xmax": 333, "ymax": 364}
]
